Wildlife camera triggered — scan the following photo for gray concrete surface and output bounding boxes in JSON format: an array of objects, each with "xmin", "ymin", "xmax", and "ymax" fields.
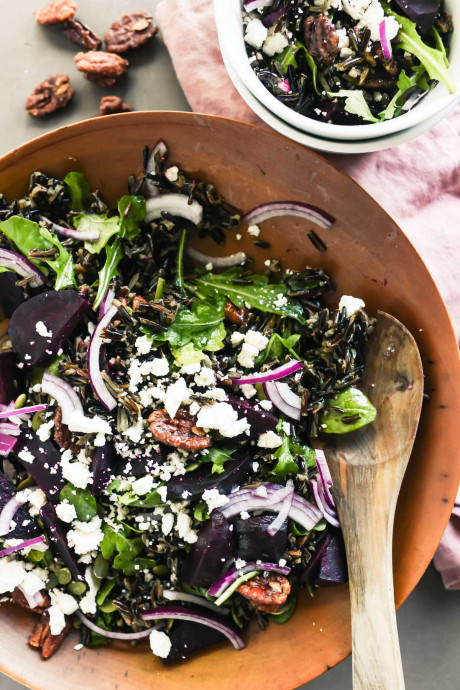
[{"xmin": 0, "ymin": 1, "xmax": 458, "ymax": 688}]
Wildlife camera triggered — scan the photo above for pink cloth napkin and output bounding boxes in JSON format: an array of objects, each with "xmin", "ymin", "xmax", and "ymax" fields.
[{"xmin": 156, "ymin": 0, "xmax": 460, "ymax": 588}]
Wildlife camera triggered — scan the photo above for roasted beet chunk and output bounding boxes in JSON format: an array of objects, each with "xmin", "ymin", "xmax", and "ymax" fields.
[
  {"xmin": 91, "ymin": 442, "xmax": 122, "ymax": 496},
  {"xmin": 161, "ymin": 620, "xmax": 229, "ymax": 664},
  {"xmin": 9, "ymin": 290, "xmax": 90, "ymax": 367},
  {"xmin": 301, "ymin": 529, "xmax": 348, "ymax": 586},
  {"xmin": 40, "ymin": 503, "xmax": 83, "ymax": 581},
  {"xmin": 234, "ymin": 514, "xmax": 288, "ymax": 562},
  {"xmin": 182, "ymin": 511, "xmax": 234, "ymax": 587},
  {"xmin": 13, "ymin": 433, "xmax": 66, "ymax": 502},
  {"xmin": 0, "ymin": 350, "xmax": 20, "ymax": 404}
]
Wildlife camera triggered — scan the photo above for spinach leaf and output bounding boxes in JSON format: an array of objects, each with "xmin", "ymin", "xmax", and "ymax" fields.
[
  {"xmin": 161, "ymin": 295, "xmax": 227, "ymax": 351},
  {"xmin": 195, "ymin": 269, "xmax": 305, "ymax": 323},
  {"xmin": 272, "ymin": 434, "xmax": 300, "ymax": 480},
  {"xmin": 296, "ymin": 41, "xmax": 320, "ymax": 94},
  {"xmin": 197, "ymin": 444, "xmax": 239, "ymax": 474},
  {"xmin": 194, "ymin": 501, "xmax": 209, "ymax": 522},
  {"xmin": 328, "ymin": 90, "xmax": 379, "ymax": 123},
  {"xmin": 60, "ymin": 483, "xmax": 97, "ymax": 522},
  {"xmin": 290, "ymin": 442, "xmax": 316, "ymax": 469},
  {"xmin": 171, "ymin": 342, "xmax": 206, "ymax": 366},
  {"xmin": 118, "ymin": 195, "xmax": 146, "ymax": 240},
  {"xmin": 256, "ymin": 331, "xmax": 300, "ymax": 366},
  {"xmin": 321, "ymin": 386, "xmax": 377, "ymax": 433},
  {"xmin": 93, "ymin": 239, "xmax": 124, "ymax": 310},
  {"xmin": 73, "ymin": 213, "xmax": 120, "ymax": 254},
  {"xmin": 382, "ymin": 3, "xmax": 455, "ymax": 93},
  {"xmin": 0, "ymin": 216, "xmax": 50, "ymax": 273},
  {"xmin": 39, "ymin": 227, "xmax": 76, "ymax": 290},
  {"xmin": 118, "ymin": 487, "xmax": 164, "ymax": 509},
  {"xmin": 100, "ymin": 524, "xmax": 144, "ymax": 575},
  {"xmin": 64, "ymin": 172, "xmax": 92, "ymax": 211}
]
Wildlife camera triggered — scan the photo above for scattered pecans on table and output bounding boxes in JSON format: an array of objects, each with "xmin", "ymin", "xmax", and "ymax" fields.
[
  {"xmin": 104, "ymin": 11, "xmax": 159, "ymax": 54},
  {"xmin": 99, "ymin": 95, "xmax": 132, "ymax": 116},
  {"xmin": 25, "ymin": 74, "xmax": 75, "ymax": 117},
  {"xmin": 34, "ymin": 0, "xmax": 76, "ymax": 25}
]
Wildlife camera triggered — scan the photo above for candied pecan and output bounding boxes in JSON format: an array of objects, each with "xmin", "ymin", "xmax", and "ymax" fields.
[
  {"xmin": 25, "ymin": 74, "xmax": 74, "ymax": 117},
  {"xmin": 86, "ymin": 74, "xmax": 119, "ymax": 88},
  {"xmin": 29, "ymin": 613, "xmax": 73, "ymax": 659},
  {"xmin": 224, "ymin": 299, "xmax": 248, "ymax": 325},
  {"xmin": 148, "ymin": 409, "xmax": 211, "ymax": 451},
  {"xmin": 99, "ymin": 95, "xmax": 132, "ymax": 116},
  {"xmin": 34, "ymin": 0, "xmax": 76, "ymax": 24},
  {"xmin": 62, "ymin": 19, "xmax": 102, "ymax": 50},
  {"xmin": 303, "ymin": 15, "xmax": 339, "ymax": 67},
  {"xmin": 132, "ymin": 294, "xmax": 147, "ymax": 310},
  {"xmin": 104, "ymin": 11, "xmax": 159, "ymax": 54},
  {"xmin": 237, "ymin": 573, "xmax": 291, "ymax": 613},
  {"xmin": 74, "ymin": 50, "xmax": 129, "ymax": 78},
  {"xmin": 12, "ymin": 587, "xmax": 50, "ymax": 614},
  {"xmin": 53, "ymin": 406, "xmax": 72, "ymax": 450}
]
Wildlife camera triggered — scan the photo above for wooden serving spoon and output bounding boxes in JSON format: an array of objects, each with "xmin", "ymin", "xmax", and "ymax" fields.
[{"xmin": 323, "ymin": 311, "xmax": 423, "ymax": 690}]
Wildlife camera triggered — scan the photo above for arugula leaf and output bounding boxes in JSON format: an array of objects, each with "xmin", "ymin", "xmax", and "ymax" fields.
[
  {"xmin": 296, "ymin": 41, "xmax": 320, "ymax": 94},
  {"xmin": 93, "ymin": 239, "xmax": 124, "ymax": 310},
  {"xmin": 432, "ymin": 27, "xmax": 449, "ymax": 68},
  {"xmin": 100, "ymin": 524, "xmax": 144, "ymax": 575},
  {"xmin": 73, "ymin": 213, "xmax": 120, "ymax": 254},
  {"xmin": 382, "ymin": 3, "xmax": 455, "ymax": 93},
  {"xmin": 64, "ymin": 172, "xmax": 92, "ymax": 211},
  {"xmin": 118, "ymin": 195, "xmax": 146, "ymax": 240},
  {"xmin": 195, "ymin": 269, "xmax": 305, "ymax": 323},
  {"xmin": 39, "ymin": 228, "xmax": 76, "ymax": 290},
  {"xmin": 379, "ymin": 68, "xmax": 429, "ymax": 121},
  {"xmin": 118, "ymin": 487, "xmax": 164, "ymax": 509},
  {"xmin": 60, "ymin": 483, "xmax": 98, "ymax": 522},
  {"xmin": 175, "ymin": 229, "xmax": 187, "ymax": 290},
  {"xmin": 328, "ymin": 90, "xmax": 379, "ymax": 123},
  {"xmin": 197, "ymin": 445, "xmax": 239, "ymax": 474},
  {"xmin": 194, "ymin": 500, "xmax": 209, "ymax": 522},
  {"xmin": 161, "ymin": 296, "xmax": 227, "ymax": 351},
  {"xmin": 256, "ymin": 332, "xmax": 300, "ymax": 366},
  {"xmin": 0, "ymin": 216, "xmax": 50, "ymax": 273},
  {"xmin": 320, "ymin": 386, "xmax": 377, "ymax": 433},
  {"xmin": 278, "ymin": 44, "xmax": 298, "ymax": 74},
  {"xmin": 272, "ymin": 435, "xmax": 300, "ymax": 480},
  {"xmin": 171, "ymin": 342, "xmax": 207, "ymax": 367}
]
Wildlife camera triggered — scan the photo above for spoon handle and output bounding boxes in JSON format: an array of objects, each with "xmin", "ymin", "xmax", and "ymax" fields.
[{"xmin": 330, "ymin": 458, "xmax": 405, "ymax": 690}]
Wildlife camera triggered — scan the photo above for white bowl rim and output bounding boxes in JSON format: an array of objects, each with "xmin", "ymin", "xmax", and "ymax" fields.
[{"xmin": 215, "ymin": 0, "xmax": 460, "ymax": 141}]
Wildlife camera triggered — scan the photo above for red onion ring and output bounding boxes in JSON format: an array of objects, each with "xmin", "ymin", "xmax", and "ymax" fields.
[
  {"xmin": 244, "ymin": 0, "xmax": 274, "ymax": 11},
  {"xmin": 231, "ymin": 359, "xmax": 303, "ymax": 386},
  {"xmin": 145, "ymin": 140, "xmax": 167, "ymax": 197},
  {"xmin": 243, "ymin": 201, "xmax": 335, "ymax": 230},
  {"xmin": 186, "ymin": 246, "xmax": 247, "ymax": 268},
  {"xmin": 76, "ymin": 611, "xmax": 158, "ymax": 641},
  {"xmin": 379, "ymin": 20, "xmax": 393, "ymax": 60},
  {"xmin": 208, "ymin": 562, "xmax": 291, "ymax": 598},
  {"xmin": 145, "ymin": 194, "xmax": 203, "ymax": 225},
  {"xmin": 0, "ymin": 535, "xmax": 46, "ymax": 557},
  {"xmin": 0, "ymin": 404, "xmax": 48, "ymax": 420},
  {"xmin": 267, "ymin": 479, "xmax": 294, "ymax": 536},
  {"xmin": 41, "ymin": 372, "xmax": 83, "ymax": 424},
  {"xmin": 0, "ymin": 434, "xmax": 17, "ymax": 456},
  {"xmin": 0, "ymin": 496, "xmax": 22, "ymax": 537},
  {"xmin": 162, "ymin": 589, "xmax": 229, "ymax": 615},
  {"xmin": 98, "ymin": 287, "xmax": 115, "ymax": 318},
  {"xmin": 263, "ymin": 380, "xmax": 301, "ymax": 420},
  {"xmin": 311, "ymin": 479, "xmax": 340, "ymax": 528},
  {"xmin": 0, "ymin": 248, "xmax": 46, "ymax": 288},
  {"xmin": 88, "ymin": 305, "xmax": 118, "ymax": 411}
]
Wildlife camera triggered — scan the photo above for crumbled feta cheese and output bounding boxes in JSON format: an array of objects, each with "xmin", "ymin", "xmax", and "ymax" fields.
[
  {"xmin": 131, "ymin": 474, "xmax": 154, "ymax": 496},
  {"xmin": 263, "ymin": 31, "xmax": 289, "ymax": 56},
  {"xmin": 244, "ymin": 330, "xmax": 269, "ymax": 350},
  {"xmin": 189, "ymin": 401, "xmax": 201, "ymax": 416},
  {"xmin": 338, "ymin": 295, "xmax": 365, "ymax": 315},
  {"xmin": 61, "ymin": 456, "xmax": 92, "ymax": 489},
  {"xmin": 123, "ymin": 419, "xmax": 144, "ymax": 444},
  {"xmin": 244, "ymin": 18, "xmax": 268, "ymax": 49},
  {"xmin": 94, "ymin": 432, "xmax": 106, "ymax": 447},
  {"xmin": 165, "ymin": 166, "xmax": 179, "ymax": 182},
  {"xmin": 175, "ymin": 512, "xmax": 198, "ymax": 544},
  {"xmin": 202, "ymin": 488, "xmax": 229, "ymax": 512},
  {"xmin": 27, "ymin": 488, "xmax": 47, "ymax": 515},
  {"xmin": 274, "ymin": 293, "xmax": 288, "ymax": 308},
  {"xmin": 282, "ymin": 421, "xmax": 291, "ymax": 435},
  {"xmin": 254, "ymin": 485, "xmax": 268, "ymax": 498},
  {"xmin": 194, "ymin": 367, "xmax": 216, "ymax": 387},
  {"xmin": 161, "ymin": 513, "xmax": 174, "ymax": 536},
  {"xmin": 157, "ymin": 485, "xmax": 168, "ymax": 502},
  {"xmin": 279, "ymin": 558, "xmax": 287, "ymax": 567},
  {"xmin": 150, "ymin": 630, "xmax": 172, "ymax": 659},
  {"xmin": 240, "ymin": 511, "xmax": 250, "ymax": 520},
  {"xmin": 343, "ymin": 0, "xmax": 400, "ymax": 41},
  {"xmin": 164, "ymin": 377, "xmax": 189, "ymax": 419},
  {"xmin": 240, "ymin": 383, "xmax": 257, "ymax": 400},
  {"xmin": 247, "ymin": 224, "xmax": 260, "ymax": 237},
  {"xmin": 257, "ymin": 431, "xmax": 283, "ymax": 449},
  {"xmin": 36, "ymin": 418, "xmax": 54, "ymax": 442},
  {"xmin": 66, "ymin": 516, "xmax": 104, "ymax": 555},
  {"xmin": 179, "ymin": 362, "xmax": 202, "ymax": 375},
  {"xmin": 205, "ymin": 262, "xmax": 213, "ymax": 272},
  {"xmin": 203, "ymin": 387, "xmax": 227, "ymax": 402},
  {"xmin": 230, "ymin": 331, "xmax": 245, "ymax": 346},
  {"xmin": 196, "ymin": 402, "xmax": 250, "ymax": 438},
  {"xmin": 259, "ymin": 399, "xmax": 273, "ymax": 411},
  {"xmin": 79, "ymin": 566, "xmax": 100, "ymax": 615},
  {"xmin": 55, "ymin": 502, "xmax": 77, "ymax": 523},
  {"xmin": 252, "ymin": 461, "xmax": 259, "ymax": 472},
  {"xmin": 67, "ymin": 411, "xmax": 112, "ymax": 435},
  {"xmin": 48, "ymin": 590, "xmax": 78, "ymax": 635},
  {"xmin": 151, "ymin": 357, "xmax": 170, "ymax": 377},
  {"xmin": 35, "ymin": 321, "xmax": 53, "ymax": 338},
  {"xmin": 234, "ymin": 558, "xmax": 247, "ymax": 570},
  {"xmin": 18, "ymin": 449, "xmax": 34, "ymax": 464},
  {"xmin": 135, "ymin": 335, "xmax": 153, "ymax": 355},
  {"xmin": 237, "ymin": 330, "xmax": 268, "ymax": 369}
]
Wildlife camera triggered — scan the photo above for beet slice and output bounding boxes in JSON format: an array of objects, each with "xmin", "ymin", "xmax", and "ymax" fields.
[
  {"xmin": 13, "ymin": 432, "xmax": 65, "ymax": 502},
  {"xmin": 0, "ymin": 473, "xmax": 40, "ymax": 539},
  {"xmin": 9, "ymin": 290, "xmax": 90, "ymax": 367},
  {"xmin": 300, "ymin": 529, "xmax": 348, "ymax": 586},
  {"xmin": 166, "ymin": 448, "xmax": 252, "ymax": 501},
  {"xmin": 91, "ymin": 442, "xmax": 122, "ymax": 496},
  {"xmin": 0, "ymin": 350, "xmax": 19, "ymax": 405},
  {"xmin": 182, "ymin": 510, "xmax": 234, "ymax": 587},
  {"xmin": 393, "ymin": 0, "xmax": 440, "ymax": 34},
  {"xmin": 234, "ymin": 514, "xmax": 287, "ymax": 562},
  {"xmin": 226, "ymin": 394, "xmax": 278, "ymax": 438},
  {"xmin": 162, "ymin": 620, "xmax": 228, "ymax": 664},
  {"xmin": 40, "ymin": 502, "xmax": 84, "ymax": 582},
  {"xmin": 0, "ymin": 273, "xmax": 24, "ymax": 318}
]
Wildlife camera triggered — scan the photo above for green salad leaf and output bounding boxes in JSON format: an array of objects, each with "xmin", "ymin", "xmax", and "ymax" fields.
[
  {"xmin": 296, "ymin": 41, "xmax": 320, "ymax": 94},
  {"xmin": 256, "ymin": 331, "xmax": 300, "ymax": 366},
  {"xmin": 64, "ymin": 172, "xmax": 92, "ymax": 211},
  {"xmin": 0, "ymin": 216, "xmax": 50, "ymax": 273},
  {"xmin": 379, "ymin": 68, "xmax": 429, "ymax": 121},
  {"xmin": 118, "ymin": 195, "xmax": 146, "ymax": 240},
  {"xmin": 382, "ymin": 3, "xmax": 455, "ymax": 93},
  {"xmin": 73, "ymin": 213, "xmax": 120, "ymax": 254},
  {"xmin": 328, "ymin": 90, "xmax": 379, "ymax": 123},
  {"xmin": 272, "ymin": 434, "xmax": 300, "ymax": 479},
  {"xmin": 93, "ymin": 239, "xmax": 124, "ymax": 310},
  {"xmin": 198, "ymin": 445, "xmax": 240, "ymax": 475},
  {"xmin": 278, "ymin": 44, "xmax": 298, "ymax": 74},
  {"xmin": 432, "ymin": 27, "xmax": 449, "ymax": 68},
  {"xmin": 195, "ymin": 268, "xmax": 305, "ymax": 323},
  {"xmin": 39, "ymin": 227, "xmax": 76, "ymax": 290},
  {"xmin": 118, "ymin": 487, "xmax": 164, "ymax": 509},
  {"xmin": 100, "ymin": 524, "xmax": 144, "ymax": 575},
  {"xmin": 171, "ymin": 342, "xmax": 207, "ymax": 367},
  {"xmin": 320, "ymin": 386, "xmax": 377, "ymax": 433},
  {"xmin": 60, "ymin": 483, "xmax": 98, "ymax": 522},
  {"xmin": 161, "ymin": 295, "xmax": 227, "ymax": 352}
]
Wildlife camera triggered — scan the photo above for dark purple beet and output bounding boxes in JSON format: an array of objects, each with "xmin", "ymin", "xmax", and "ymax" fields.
[
  {"xmin": 234, "ymin": 514, "xmax": 287, "ymax": 562},
  {"xmin": 121, "ymin": 448, "xmax": 164, "ymax": 477},
  {"xmin": 13, "ymin": 432, "xmax": 65, "ymax": 502},
  {"xmin": 91, "ymin": 442, "xmax": 122, "ymax": 496},
  {"xmin": 226, "ymin": 394, "xmax": 278, "ymax": 437},
  {"xmin": 300, "ymin": 529, "xmax": 348, "ymax": 586},
  {"xmin": 0, "ymin": 472, "xmax": 40, "ymax": 539},
  {"xmin": 166, "ymin": 448, "xmax": 252, "ymax": 501},
  {"xmin": 162, "ymin": 620, "xmax": 229, "ymax": 664},
  {"xmin": 9, "ymin": 290, "xmax": 90, "ymax": 367},
  {"xmin": 182, "ymin": 510, "xmax": 234, "ymax": 587},
  {"xmin": 393, "ymin": 0, "xmax": 440, "ymax": 34},
  {"xmin": 0, "ymin": 350, "xmax": 19, "ymax": 404},
  {"xmin": 0, "ymin": 272, "xmax": 24, "ymax": 318},
  {"xmin": 262, "ymin": 0, "xmax": 296, "ymax": 28},
  {"xmin": 40, "ymin": 502, "xmax": 84, "ymax": 581}
]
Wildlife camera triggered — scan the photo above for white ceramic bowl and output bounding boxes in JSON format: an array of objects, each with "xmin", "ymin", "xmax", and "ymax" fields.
[{"xmin": 215, "ymin": 0, "xmax": 460, "ymax": 142}]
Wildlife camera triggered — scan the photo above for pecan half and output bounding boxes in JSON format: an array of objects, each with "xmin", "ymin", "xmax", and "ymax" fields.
[
  {"xmin": 148, "ymin": 409, "xmax": 211, "ymax": 451},
  {"xmin": 225, "ymin": 299, "xmax": 248, "ymax": 325},
  {"xmin": 34, "ymin": 0, "xmax": 76, "ymax": 25},
  {"xmin": 12, "ymin": 587, "xmax": 50, "ymax": 614},
  {"xmin": 74, "ymin": 51, "xmax": 129, "ymax": 79},
  {"xmin": 25, "ymin": 74, "xmax": 74, "ymax": 117},
  {"xmin": 62, "ymin": 19, "xmax": 102, "ymax": 50},
  {"xmin": 53, "ymin": 406, "xmax": 79, "ymax": 453},
  {"xmin": 237, "ymin": 573, "xmax": 291, "ymax": 613},
  {"xmin": 303, "ymin": 15, "xmax": 339, "ymax": 67},
  {"xmin": 104, "ymin": 11, "xmax": 159, "ymax": 54},
  {"xmin": 29, "ymin": 613, "xmax": 73, "ymax": 659},
  {"xmin": 99, "ymin": 96, "xmax": 133, "ymax": 116}
]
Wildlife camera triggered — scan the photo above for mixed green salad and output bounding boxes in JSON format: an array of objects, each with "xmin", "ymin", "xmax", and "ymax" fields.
[
  {"xmin": 242, "ymin": 0, "xmax": 454, "ymax": 124},
  {"xmin": 0, "ymin": 143, "xmax": 376, "ymax": 663}
]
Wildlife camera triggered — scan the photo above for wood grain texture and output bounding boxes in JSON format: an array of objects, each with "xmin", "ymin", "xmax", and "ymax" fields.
[{"xmin": 325, "ymin": 313, "xmax": 423, "ymax": 690}]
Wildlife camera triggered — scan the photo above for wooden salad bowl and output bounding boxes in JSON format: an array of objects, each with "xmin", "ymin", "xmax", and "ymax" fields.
[{"xmin": 0, "ymin": 112, "xmax": 458, "ymax": 690}]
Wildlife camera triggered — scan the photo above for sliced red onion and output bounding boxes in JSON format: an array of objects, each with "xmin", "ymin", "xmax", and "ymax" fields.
[
  {"xmin": 208, "ymin": 562, "xmax": 291, "ymax": 598},
  {"xmin": 263, "ymin": 381, "xmax": 301, "ymax": 421},
  {"xmin": 379, "ymin": 20, "xmax": 392, "ymax": 60},
  {"xmin": 162, "ymin": 589, "xmax": 229, "ymax": 615},
  {"xmin": 0, "ymin": 434, "xmax": 17, "ymax": 456},
  {"xmin": 142, "ymin": 605, "xmax": 245, "ymax": 650},
  {"xmin": 41, "ymin": 218, "xmax": 100, "ymax": 243},
  {"xmin": 145, "ymin": 194, "xmax": 203, "ymax": 225},
  {"xmin": 17, "ymin": 585, "xmax": 46, "ymax": 609},
  {"xmin": 0, "ymin": 423, "xmax": 21, "ymax": 437},
  {"xmin": 145, "ymin": 140, "xmax": 167, "ymax": 197},
  {"xmin": 88, "ymin": 305, "xmax": 118, "ymax": 411},
  {"xmin": 0, "ymin": 535, "xmax": 46, "ymax": 557},
  {"xmin": 99, "ymin": 287, "xmax": 115, "ymax": 318},
  {"xmin": 0, "ymin": 404, "xmax": 48, "ymax": 420},
  {"xmin": 279, "ymin": 78, "xmax": 291, "ymax": 94},
  {"xmin": 0, "ymin": 248, "xmax": 46, "ymax": 289},
  {"xmin": 243, "ymin": 201, "xmax": 335, "ymax": 230},
  {"xmin": 244, "ymin": 0, "xmax": 274, "ymax": 11},
  {"xmin": 231, "ymin": 359, "xmax": 303, "ymax": 386},
  {"xmin": 311, "ymin": 479, "xmax": 340, "ymax": 528},
  {"xmin": 41, "ymin": 372, "xmax": 83, "ymax": 424},
  {"xmin": 262, "ymin": 4, "xmax": 292, "ymax": 27},
  {"xmin": 76, "ymin": 611, "xmax": 158, "ymax": 640},
  {"xmin": 186, "ymin": 246, "xmax": 247, "ymax": 269},
  {"xmin": 267, "ymin": 479, "xmax": 294, "ymax": 536},
  {"xmin": 0, "ymin": 496, "xmax": 22, "ymax": 536},
  {"xmin": 315, "ymin": 449, "xmax": 335, "ymax": 510}
]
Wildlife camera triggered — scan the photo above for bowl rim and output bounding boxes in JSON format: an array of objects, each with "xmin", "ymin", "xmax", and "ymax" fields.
[
  {"xmin": 0, "ymin": 110, "xmax": 459, "ymax": 689},
  {"xmin": 215, "ymin": 0, "xmax": 460, "ymax": 141}
]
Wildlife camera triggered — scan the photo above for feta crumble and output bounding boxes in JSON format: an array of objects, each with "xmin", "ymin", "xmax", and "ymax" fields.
[
  {"xmin": 244, "ymin": 18, "xmax": 268, "ymax": 49},
  {"xmin": 55, "ymin": 502, "xmax": 77, "ymax": 523},
  {"xmin": 202, "ymin": 488, "xmax": 229, "ymax": 512},
  {"xmin": 196, "ymin": 402, "xmax": 250, "ymax": 438},
  {"xmin": 247, "ymin": 224, "xmax": 261, "ymax": 237},
  {"xmin": 35, "ymin": 321, "xmax": 53, "ymax": 338},
  {"xmin": 338, "ymin": 295, "xmax": 365, "ymax": 315},
  {"xmin": 164, "ymin": 377, "xmax": 189, "ymax": 419},
  {"xmin": 150, "ymin": 630, "xmax": 172, "ymax": 659},
  {"xmin": 257, "ymin": 431, "xmax": 283, "ymax": 449}
]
